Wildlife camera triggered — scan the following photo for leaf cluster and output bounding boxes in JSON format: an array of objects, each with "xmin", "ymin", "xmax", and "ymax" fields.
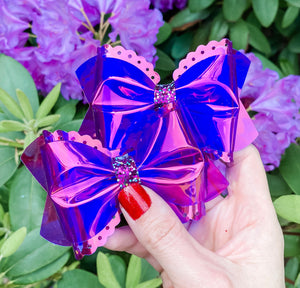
[{"xmin": 155, "ymin": 0, "xmax": 300, "ymax": 82}]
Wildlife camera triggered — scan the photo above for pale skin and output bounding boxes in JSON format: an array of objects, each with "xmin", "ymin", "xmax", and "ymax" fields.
[{"xmin": 105, "ymin": 145, "xmax": 285, "ymax": 288}]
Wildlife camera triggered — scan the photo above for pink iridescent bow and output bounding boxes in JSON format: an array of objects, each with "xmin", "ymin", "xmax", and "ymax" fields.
[
  {"xmin": 21, "ymin": 39, "xmax": 258, "ymax": 259},
  {"xmin": 77, "ymin": 39, "xmax": 257, "ymax": 162},
  {"xmin": 21, "ymin": 130, "xmax": 227, "ymax": 259}
]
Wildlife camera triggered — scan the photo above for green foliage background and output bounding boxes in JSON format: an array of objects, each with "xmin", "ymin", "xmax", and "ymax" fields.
[{"xmin": 0, "ymin": 0, "xmax": 300, "ymax": 287}]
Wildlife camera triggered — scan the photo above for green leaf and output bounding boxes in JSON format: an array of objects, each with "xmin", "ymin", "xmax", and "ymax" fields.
[
  {"xmin": 252, "ymin": 0, "xmax": 279, "ymax": 27},
  {"xmin": 247, "ymin": 22, "xmax": 271, "ymax": 55},
  {"xmin": 296, "ymin": 274, "xmax": 300, "ymax": 288},
  {"xmin": 97, "ymin": 251, "xmax": 121, "ymax": 288},
  {"xmin": 155, "ymin": 22, "xmax": 172, "ymax": 45},
  {"xmin": 36, "ymin": 114, "xmax": 60, "ymax": 128},
  {"xmin": 285, "ymin": 0, "xmax": 300, "ymax": 8},
  {"xmin": 155, "ymin": 49, "xmax": 176, "ymax": 71},
  {"xmin": 54, "ymin": 102, "xmax": 77, "ymax": 130},
  {"xmin": 13, "ymin": 252, "xmax": 70, "ymax": 285},
  {"xmin": 285, "ymin": 257, "xmax": 299, "ymax": 281},
  {"xmin": 140, "ymin": 258, "xmax": 160, "ymax": 282},
  {"xmin": 169, "ymin": 8, "xmax": 209, "ymax": 29},
  {"xmin": 171, "ymin": 32, "xmax": 193, "ymax": 59},
  {"xmin": 0, "ymin": 88, "xmax": 24, "ymax": 120},
  {"xmin": 0, "ymin": 54, "xmax": 39, "ymax": 116},
  {"xmin": 279, "ymin": 144, "xmax": 300, "ymax": 195},
  {"xmin": 0, "ymin": 120, "xmax": 27, "ymax": 132},
  {"xmin": 209, "ymin": 14, "xmax": 229, "ymax": 41},
  {"xmin": 0, "ymin": 113, "xmax": 24, "ymax": 142},
  {"xmin": 2, "ymin": 228, "xmax": 45, "ymax": 270},
  {"xmin": 109, "ymin": 255, "xmax": 126, "ymax": 288},
  {"xmin": 0, "ymin": 203, "xmax": 5, "ymax": 222},
  {"xmin": 136, "ymin": 278, "xmax": 162, "ymax": 288},
  {"xmin": 56, "ymin": 119, "xmax": 82, "ymax": 132},
  {"xmin": 254, "ymin": 53, "xmax": 283, "ymax": 78},
  {"xmin": 267, "ymin": 172, "xmax": 293, "ymax": 199},
  {"xmin": 188, "ymin": 0, "xmax": 215, "ymax": 12},
  {"xmin": 4, "ymin": 228, "xmax": 70, "ymax": 279},
  {"xmin": 2, "ymin": 212, "xmax": 10, "ymax": 230},
  {"xmin": 229, "ymin": 20, "xmax": 249, "ymax": 50},
  {"xmin": 282, "ymin": 6, "xmax": 299, "ymax": 28},
  {"xmin": 223, "ymin": 0, "xmax": 247, "ymax": 22},
  {"xmin": 0, "ymin": 185, "xmax": 9, "ymax": 212},
  {"xmin": 284, "ymin": 235, "xmax": 300, "ymax": 257},
  {"xmin": 191, "ymin": 25, "xmax": 210, "ymax": 51},
  {"xmin": 288, "ymin": 32, "xmax": 300, "ymax": 53},
  {"xmin": 58, "ymin": 269, "xmax": 104, "ymax": 288},
  {"xmin": 16, "ymin": 89, "xmax": 34, "ymax": 121},
  {"xmin": 0, "ymin": 227, "xmax": 7, "ymax": 237},
  {"xmin": 274, "ymin": 195, "xmax": 300, "ymax": 223},
  {"xmin": 0, "ymin": 227, "xmax": 26, "ymax": 258},
  {"xmin": 23, "ymin": 131, "xmax": 37, "ymax": 149},
  {"xmin": 0, "ymin": 147, "xmax": 18, "ymax": 187},
  {"xmin": 279, "ymin": 47, "xmax": 300, "ymax": 75},
  {"xmin": 296, "ymin": 273, "xmax": 300, "ymax": 288},
  {"xmin": 9, "ymin": 166, "xmax": 46, "ymax": 231},
  {"xmin": 279, "ymin": 59, "xmax": 297, "ymax": 76},
  {"xmin": 246, "ymin": 11, "xmax": 262, "ymax": 28},
  {"xmin": 126, "ymin": 255, "xmax": 141, "ymax": 288},
  {"xmin": 36, "ymin": 83, "xmax": 61, "ymax": 119}
]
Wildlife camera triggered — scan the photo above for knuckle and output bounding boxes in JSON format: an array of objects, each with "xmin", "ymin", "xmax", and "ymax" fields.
[{"xmin": 142, "ymin": 216, "xmax": 182, "ymax": 252}]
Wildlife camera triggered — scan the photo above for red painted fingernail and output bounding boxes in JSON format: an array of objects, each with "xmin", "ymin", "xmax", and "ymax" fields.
[{"xmin": 118, "ymin": 183, "xmax": 151, "ymax": 220}]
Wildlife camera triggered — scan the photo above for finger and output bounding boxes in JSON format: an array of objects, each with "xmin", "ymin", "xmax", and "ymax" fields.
[
  {"xmin": 104, "ymin": 226, "xmax": 163, "ymax": 271},
  {"xmin": 160, "ymin": 270, "xmax": 173, "ymax": 288},
  {"xmin": 117, "ymin": 183, "xmax": 232, "ymax": 283},
  {"xmin": 226, "ymin": 145, "xmax": 270, "ymax": 200}
]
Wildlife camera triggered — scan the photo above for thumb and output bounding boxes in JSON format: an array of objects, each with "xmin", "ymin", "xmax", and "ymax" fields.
[{"xmin": 118, "ymin": 183, "xmax": 226, "ymax": 280}]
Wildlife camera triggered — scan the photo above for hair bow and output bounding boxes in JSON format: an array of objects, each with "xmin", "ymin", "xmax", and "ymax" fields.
[
  {"xmin": 21, "ymin": 130, "xmax": 227, "ymax": 259},
  {"xmin": 77, "ymin": 39, "xmax": 257, "ymax": 162}
]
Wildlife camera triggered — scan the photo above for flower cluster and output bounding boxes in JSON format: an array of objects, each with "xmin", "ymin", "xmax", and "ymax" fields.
[
  {"xmin": 151, "ymin": 0, "xmax": 187, "ymax": 11},
  {"xmin": 0, "ymin": 0, "xmax": 163, "ymax": 100},
  {"xmin": 241, "ymin": 53, "xmax": 300, "ymax": 171}
]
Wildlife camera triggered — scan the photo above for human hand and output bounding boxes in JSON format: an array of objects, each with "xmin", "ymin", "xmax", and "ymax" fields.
[{"xmin": 105, "ymin": 145, "xmax": 285, "ymax": 288}]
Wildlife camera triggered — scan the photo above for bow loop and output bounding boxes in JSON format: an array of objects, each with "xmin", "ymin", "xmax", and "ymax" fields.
[
  {"xmin": 22, "ymin": 130, "xmax": 218, "ymax": 258},
  {"xmin": 78, "ymin": 40, "xmax": 257, "ymax": 161}
]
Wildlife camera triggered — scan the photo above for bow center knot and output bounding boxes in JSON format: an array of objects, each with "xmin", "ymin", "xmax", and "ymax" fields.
[
  {"xmin": 112, "ymin": 154, "xmax": 140, "ymax": 189},
  {"xmin": 154, "ymin": 82, "xmax": 176, "ymax": 105}
]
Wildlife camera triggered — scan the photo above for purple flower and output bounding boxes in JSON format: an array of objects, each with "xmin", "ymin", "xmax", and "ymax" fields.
[
  {"xmin": 240, "ymin": 53, "xmax": 279, "ymax": 109},
  {"xmin": 0, "ymin": 1, "xmax": 29, "ymax": 50},
  {"xmin": 250, "ymin": 76, "xmax": 300, "ymax": 140},
  {"xmin": 84, "ymin": 0, "xmax": 117, "ymax": 14},
  {"xmin": 109, "ymin": 0, "xmax": 163, "ymax": 62},
  {"xmin": 0, "ymin": 0, "xmax": 163, "ymax": 100},
  {"xmin": 151, "ymin": 0, "xmax": 187, "ymax": 11},
  {"xmin": 241, "ymin": 53, "xmax": 300, "ymax": 171},
  {"xmin": 3, "ymin": 0, "xmax": 39, "ymax": 22},
  {"xmin": 31, "ymin": 0, "xmax": 82, "ymax": 62},
  {"xmin": 252, "ymin": 114, "xmax": 284, "ymax": 171}
]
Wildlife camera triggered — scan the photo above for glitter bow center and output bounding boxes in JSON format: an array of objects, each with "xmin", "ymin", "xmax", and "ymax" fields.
[
  {"xmin": 112, "ymin": 154, "xmax": 141, "ymax": 189},
  {"xmin": 154, "ymin": 82, "xmax": 176, "ymax": 105}
]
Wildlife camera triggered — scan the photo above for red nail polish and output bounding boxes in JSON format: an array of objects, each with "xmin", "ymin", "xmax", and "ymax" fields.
[{"xmin": 118, "ymin": 183, "xmax": 151, "ymax": 220}]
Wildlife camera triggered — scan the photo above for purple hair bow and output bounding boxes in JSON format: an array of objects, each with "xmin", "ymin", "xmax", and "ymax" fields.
[
  {"xmin": 21, "ymin": 39, "xmax": 258, "ymax": 259},
  {"xmin": 77, "ymin": 39, "xmax": 257, "ymax": 162},
  {"xmin": 21, "ymin": 130, "xmax": 227, "ymax": 259}
]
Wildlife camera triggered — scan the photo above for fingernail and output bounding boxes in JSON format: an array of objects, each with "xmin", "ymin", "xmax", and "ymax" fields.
[{"xmin": 118, "ymin": 183, "xmax": 152, "ymax": 220}]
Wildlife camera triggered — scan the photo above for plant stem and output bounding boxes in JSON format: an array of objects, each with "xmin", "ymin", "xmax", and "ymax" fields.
[
  {"xmin": 285, "ymin": 277, "xmax": 295, "ymax": 285},
  {"xmin": 80, "ymin": 8, "xmax": 95, "ymax": 34},
  {"xmin": 0, "ymin": 140, "xmax": 23, "ymax": 149},
  {"xmin": 283, "ymin": 231, "xmax": 300, "ymax": 236}
]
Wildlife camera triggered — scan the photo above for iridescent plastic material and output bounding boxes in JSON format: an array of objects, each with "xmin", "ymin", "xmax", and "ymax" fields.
[
  {"xmin": 21, "ymin": 130, "xmax": 226, "ymax": 259},
  {"xmin": 77, "ymin": 39, "xmax": 258, "ymax": 162},
  {"xmin": 21, "ymin": 39, "xmax": 258, "ymax": 259}
]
